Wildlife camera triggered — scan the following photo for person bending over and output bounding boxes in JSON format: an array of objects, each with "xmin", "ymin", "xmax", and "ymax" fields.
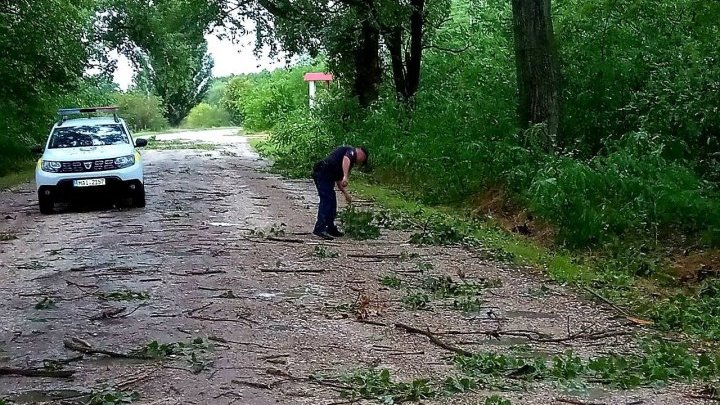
[{"xmin": 311, "ymin": 146, "xmax": 368, "ymax": 240}]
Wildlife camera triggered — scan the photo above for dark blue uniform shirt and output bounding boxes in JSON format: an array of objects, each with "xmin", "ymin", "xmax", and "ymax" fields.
[{"xmin": 314, "ymin": 146, "xmax": 357, "ymax": 181}]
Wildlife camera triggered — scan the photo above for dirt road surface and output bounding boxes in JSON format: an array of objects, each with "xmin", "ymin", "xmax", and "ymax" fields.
[{"xmin": 0, "ymin": 130, "xmax": 703, "ymax": 404}]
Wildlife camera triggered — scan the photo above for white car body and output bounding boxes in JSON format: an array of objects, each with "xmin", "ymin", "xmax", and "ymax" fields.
[{"xmin": 35, "ymin": 115, "xmax": 146, "ymax": 213}]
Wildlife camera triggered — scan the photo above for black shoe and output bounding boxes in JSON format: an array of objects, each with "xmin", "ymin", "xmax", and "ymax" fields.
[
  {"xmin": 327, "ymin": 227, "xmax": 344, "ymax": 237},
  {"xmin": 313, "ymin": 230, "xmax": 334, "ymax": 240}
]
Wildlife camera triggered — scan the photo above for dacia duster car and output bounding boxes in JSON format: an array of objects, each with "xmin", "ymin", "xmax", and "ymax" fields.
[{"xmin": 35, "ymin": 107, "xmax": 148, "ymax": 214}]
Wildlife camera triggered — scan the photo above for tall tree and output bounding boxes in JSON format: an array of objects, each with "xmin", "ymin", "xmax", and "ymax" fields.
[
  {"xmin": 102, "ymin": 0, "xmax": 218, "ymax": 125},
  {"xmin": 225, "ymin": 0, "xmax": 450, "ymax": 106},
  {"xmin": 0, "ymin": 0, "xmax": 96, "ymax": 147},
  {"xmin": 511, "ymin": 0, "xmax": 560, "ymax": 146}
]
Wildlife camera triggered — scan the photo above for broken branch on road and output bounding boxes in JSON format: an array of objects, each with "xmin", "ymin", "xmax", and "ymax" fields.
[
  {"xmin": 259, "ymin": 268, "xmax": 325, "ymax": 274},
  {"xmin": 0, "ymin": 366, "xmax": 75, "ymax": 378},
  {"xmin": 63, "ymin": 337, "xmax": 134, "ymax": 359},
  {"xmin": 169, "ymin": 269, "xmax": 227, "ymax": 276},
  {"xmin": 395, "ymin": 323, "xmax": 472, "ymax": 357},
  {"xmin": 90, "ymin": 307, "xmax": 127, "ymax": 320}
]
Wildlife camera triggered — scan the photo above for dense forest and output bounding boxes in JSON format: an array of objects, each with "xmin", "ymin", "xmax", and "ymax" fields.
[
  {"xmin": 7, "ymin": 0, "xmax": 720, "ymax": 398},
  {"xmin": 2, "ymin": 0, "xmax": 720, "ymax": 335}
]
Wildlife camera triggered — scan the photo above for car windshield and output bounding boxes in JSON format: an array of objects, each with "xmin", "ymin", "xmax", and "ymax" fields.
[{"xmin": 49, "ymin": 124, "xmax": 129, "ymax": 148}]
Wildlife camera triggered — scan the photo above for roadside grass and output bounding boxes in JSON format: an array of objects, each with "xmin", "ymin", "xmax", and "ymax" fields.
[
  {"xmin": 335, "ymin": 338, "xmax": 720, "ymax": 403},
  {"xmin": 0, "ymin": 162, "xmax": 35, "ymax": 190},
  {"xmin": 142, "ymin": 136, "xmax": 217, "ymax": 151},
  {"xmin": 248, "ymin": 134, "xmax": 276, "ymax": 157},
  {"xmin": 350, "ymin": 178, "xmax": 720, "ymax": 343}
]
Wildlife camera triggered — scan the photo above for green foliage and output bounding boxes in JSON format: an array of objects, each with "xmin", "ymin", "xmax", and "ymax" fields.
[
  {"xmin": 313, "ymin": 246, "xmax": 340, "ymax": 259},
  {"xmin": 97, "ymin": 289, "xmax": 150, "ymax": 301},
  {"xmin": 646, "ymin": 280, "xmax": 720, "ymax": 341},
  {"xmin": 420, "ymin": 276, "xmax": 499, "ymax": 298},
  {"xmin": 401, "ymin": 291, "xmax": 431, "ymax": 310},
  {"xmin": 134, "ymin": 338, "xmax": 213, "ymax": 374},
  {"xmin": 260, "ymin": 0, "xmax": 720, "ymax": 255},
  {"xmin": 103, "ymin": 0, "xmax": 217, "ymax": 125},
  {"xmin": 410, "ymin": 221, "xmax": 476, "ymax": 247},
  {"xmin": 380, "ymin": 274, "xmax": 403, "ymax": 289},
  {"xmin": 485, "ymin": 396, "xmax": 512, "ymax": 405},
  {"xmin": 34, "ymin": 297, "xmax": 56, "ymax": 310},
  {"xmin": 442, "ymin": 375, "xmax": 478, "ymax": 394},
  {"xmin": 115, "ymin": 92, "xmax": 169, "ymax": 132},
  {"xmin": 528, "ymin": 132, "xmax": 720, "ymax": 247},
  {"xmin": 339, "ymin": 207, "xmax": 381, "ymax": 240},
  {"xmin": 204, "ymin": 78, "xmax": 230, "ymax": 107},
  {"xmin": 0, "ymin": 0, "xmax": 109, "ymax": 176},
  {"xmin": 87, "ymin": 389, "xmax": 140, "ymax": 405},
  {"xmin": 551, "ymin": 351, "xmax": 586, "ymax": 381},
  {"xmin": 182, "ymin": 103, "xmax": 232, "ymax": 129},
  {"xmin": 339, "ymin": 368, "xmax": 435, "ymax": 404},
  {"xmin": 453, "ymin": 339, "xmax": 720, "ymax": 390},
  {"xmin": 221, "ymin": 64, "xmax": 316, "ymax": 132}
]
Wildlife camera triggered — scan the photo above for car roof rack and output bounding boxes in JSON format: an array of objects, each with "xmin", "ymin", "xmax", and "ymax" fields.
[{"xmin": 57, "ymin": 106, "xmax": 120, "ymax": 125}]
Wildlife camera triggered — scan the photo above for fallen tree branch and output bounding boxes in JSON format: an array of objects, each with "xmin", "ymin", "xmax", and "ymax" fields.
[
  {"xmin": 65, "ymin": 279, "xmax": 97, "ymax": 290},
  {"xmin": 686, "ymin": 394, "xmax": 720, "ymax": 402},
  {"xmin": 118, "ymin": 304, "xmax": 145, "ymax": 318},
  {"xmin": 556, "ymin": 398, "xmax": 606, "ymax": 405},
  {"xmin": 259, "ymin": 268, "xmax": 325, "ymax": 274},
  {"xmin": 115, "ymin": 370, "xmax": 156, "ymax": 389},
  {"xmin": 208, "ymin": 336, "xmax": 277, "ymax": 350},
  {"xmin": 357, "ymin": 319, "xmax": 387, "ymax": 327},
  {"xmin": 185, "ymin": 302, "xmax": 213, "ymax": 316},
  {"xmin": 537, "ymin": 330, "xmax": 630, "ymax": 343},
  {"xmin": 582, "ymin": 286, "xmax": 630, "ymax": 316},
  {"xmin": 169, "ymin": 270, "xmax": 226, "ymax": 276},
  {"xmin": 90, "ymin": 307, "xmax": 127, "ymax": 321},
  {"xmin": 266, "ymin": 237, "xmax": 304, "ymax": 243},
  {"xmin": 63, "ymin": 337, "xmax": 133, "ymax": 359},
  {"xmin": 232, "ymin": 379, "xmax": 277, "ymax": 389},
  {"xmin": 0, "ymin": 366, "xmax": 74, "ymax": 378},
  {"xmin": 188, "ymin": 314, "xmax": 257, "ymax": 325},
  {"xmin": 395, "ymin": 323, "xmax": 472, "ymax": 357},
  {"xmin": 347, "ymin": 253, "xmax": 402, "ymax": 259}
]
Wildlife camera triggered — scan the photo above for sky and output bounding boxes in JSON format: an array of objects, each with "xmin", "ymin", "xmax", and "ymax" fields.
[{"xmin": 112, "ymin": 29, "xmax": 290, "ymax": 90}]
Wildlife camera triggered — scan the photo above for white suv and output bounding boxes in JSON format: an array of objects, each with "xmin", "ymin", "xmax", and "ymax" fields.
[{"xmin": 35, "ymin": 107, "xmax": 148, "ymax": 214}]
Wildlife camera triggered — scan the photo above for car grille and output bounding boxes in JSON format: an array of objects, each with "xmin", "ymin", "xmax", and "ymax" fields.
[{"xmin": 59, "ymin": 159, "xmax": 117, "ymax": 173}]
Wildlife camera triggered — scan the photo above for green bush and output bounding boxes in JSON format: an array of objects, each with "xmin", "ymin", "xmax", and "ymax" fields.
[
  {"xmin": 528, "ymin": 132, "xmax": 720, "ymax": 247},
  {"xmin": 115, "ymin": 92, "xmax": 169, "ymax": 133},
  {"xmin": 182, "ymin": 103, "xmax": 232, "ymax": 128},
  {"xmin": 221, "ymin": 63, "xmax": 320, "ymax": 132},
  {"xmin": 0, "ymin": 76, "xmax": 119, "ymax": 176},
  {"xmin": 256, "ymin": 0, "xmax": 720, "ymax": 253}
]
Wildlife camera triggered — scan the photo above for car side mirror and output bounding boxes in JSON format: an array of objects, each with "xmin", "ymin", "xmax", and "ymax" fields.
[
  {"xmin": 31, "ymin": 145, "xmax": 44, "ymax": 154},
  {"xmin": 135, "ymin": 138, "xmax": 148, "ymax": 147}
]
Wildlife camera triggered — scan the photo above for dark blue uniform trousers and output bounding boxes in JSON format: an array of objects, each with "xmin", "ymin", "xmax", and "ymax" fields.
[{"xmin": 313, "ymin": 172, "xmax": 337, "ymax": 234}]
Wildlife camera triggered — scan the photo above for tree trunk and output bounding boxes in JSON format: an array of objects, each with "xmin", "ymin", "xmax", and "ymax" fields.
[
  {"xmin": 386, "ymin": 27, "xmax": 407, "ymax": 99},
  {"xmin": 405, "ymin": 0, "xmax": 424, "ymax": 100},
  {"xmin": 381, "ymin": 0, "xmax": 424, "ymax": 103},
  {"xmin": 511, "ymin": 0, "xmax": 560, "ymax": 146},
  {"xmin": 353, "ymin": 18, "xmax": 382, "ymax": 107}
]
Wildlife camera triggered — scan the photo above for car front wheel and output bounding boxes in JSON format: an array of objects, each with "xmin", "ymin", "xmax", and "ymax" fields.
[
  {"xmin": 38, "ymin": 192, "xmax": 54, "ymax": 214},
  {"xmin": 132, "ymin": 185, "xmax": 146, "ymax": 208}
]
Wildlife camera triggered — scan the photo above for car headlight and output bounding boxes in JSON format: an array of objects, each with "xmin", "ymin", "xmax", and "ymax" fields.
[
  {"xmin": 114, "ymin": 155, "xmax": 135, "ymax": 169},
  {"xmin": 41, "ymin": 161, "xmax": 62, "ymax": 173}
]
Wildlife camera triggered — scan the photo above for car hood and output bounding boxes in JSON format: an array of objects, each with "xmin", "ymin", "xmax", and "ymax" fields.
[{"xmin": 42, "ymin": 144, "xmax": 134, "ymax": 161}]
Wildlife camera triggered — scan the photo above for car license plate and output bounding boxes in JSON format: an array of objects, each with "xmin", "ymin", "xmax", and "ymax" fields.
[{"xmin": 73, "ymin": 178, "xmax": 106, "ymax": 187}]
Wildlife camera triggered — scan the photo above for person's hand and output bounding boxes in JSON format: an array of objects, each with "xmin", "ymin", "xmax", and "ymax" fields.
[{"xmin": 341, "ymin": 177, "xmax": 349, "ymax": 188}]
